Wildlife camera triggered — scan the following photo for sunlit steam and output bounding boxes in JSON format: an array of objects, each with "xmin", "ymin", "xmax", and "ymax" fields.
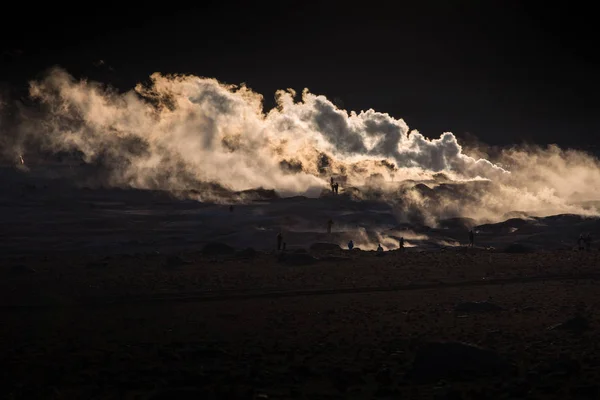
[{"xmin": 3, "ymin": 67, "xmax": 600, "ymax": 224}]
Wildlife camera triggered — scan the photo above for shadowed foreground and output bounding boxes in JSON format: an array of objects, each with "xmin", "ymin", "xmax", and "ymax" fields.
[{"xmin": 2, "ymin": 249, "xmax": 600, "ymax": 399}]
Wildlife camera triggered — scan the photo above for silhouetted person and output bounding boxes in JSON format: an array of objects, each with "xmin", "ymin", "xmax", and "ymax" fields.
[
  {"xmin": 330, "ymin": 177, "xmax": 335, "ymax": 192},
  {"xmin": 578, "ymin": 234, "xmax": 585, "ymax": 251},
  {"xmin": 229, "ymin": 205, "xmax": 234, "ymax": 212},
  {"xmin": 468, "ymin": 230, "xmax": 474, "ymax": 247},
  {"xmin": 399, "ymin": 237, "xmax": 404, "ymax": 250},
  {"xmin": 377, "ymin": 243, "xmax": 384, "ymax": 252},
  {"xmin": 327, "ymin": 218, "xmax": 333, "ymax": 234},
  {"xmin": 277, "ymin": 232, "xmax": 283, "ymax": 251},
  {"xmin": 334, "ymin": 182, "xmax": 339, "ymax": 194},
  {"xmin": 348, "ymin": 240, "xmax": 354, "ymax": 250},
  {"xmin": 585, "ymin": 233, "xmax": 592, "ymax": 251}
]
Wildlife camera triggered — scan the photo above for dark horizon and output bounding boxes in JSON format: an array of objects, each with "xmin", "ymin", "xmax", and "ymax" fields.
[{"xmin": 1, "ymin": 1, "xmax": 598, "ymax": 150}]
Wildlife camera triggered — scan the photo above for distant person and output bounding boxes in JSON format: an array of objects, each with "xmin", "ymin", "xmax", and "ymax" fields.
[
  {"xmin": 348, "ymin": 240, "xmax": 354, "ymax": 250},
  {"xmin": 578, "ymin": 234, "xmax": 585, "ymax": 251},
  {"xmin": 377, "ymin": 243, "xmax": 384, "ymax": 252},
  {"xmin": 468, "ymin": 230, "xmax": 474, "ymax": 248},
  {"xmin": 399, "ymin": 237, "xmax": 404, "ymax": 251},
  {"xmin": 330, "ymin": 177, "xmax": 335, "ymax": 192},
  {"xmin": 334, "ymin": 182, "xmax": 339, "ymax": 194},
  {"xmin": 327, "ymin": 218, "xmax": 333, "ymax": 234},
  {"xmin": 585, "ymin": 233, "xmax": 592, "ymax": 251},
  {"xmin": 277, "ymin": 232, "xmax": 283, "ymax": 251}
]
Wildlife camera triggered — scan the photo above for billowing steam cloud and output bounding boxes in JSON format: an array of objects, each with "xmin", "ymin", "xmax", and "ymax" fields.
[{"xmin": 4, "ymin": 67, "xmax": 600, "ymax": 224}]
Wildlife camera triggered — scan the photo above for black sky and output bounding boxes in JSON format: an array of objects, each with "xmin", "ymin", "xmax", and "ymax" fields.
[{"xmin": 1, "ymin": 1, "xmax": 598, "ymax": 149}]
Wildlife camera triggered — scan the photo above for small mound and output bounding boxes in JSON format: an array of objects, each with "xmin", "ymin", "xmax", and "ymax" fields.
[
  {"xmin": 548, "ymin": 315, "xmax": 590, "ymax": 332},
  {"xmin": 309, "ymin": 242, "xmax": 341, "ymax": 252},
  {"xmin": 201, "ymin": 242, "xmax": 236, "ymax": 256},
  {"xmin": 237, "ymin": 187, "xmax": 280, "ymax": 201},
  {"xmin": 438, "ymin": 217, "xmax": 477, "ymax": 230}
]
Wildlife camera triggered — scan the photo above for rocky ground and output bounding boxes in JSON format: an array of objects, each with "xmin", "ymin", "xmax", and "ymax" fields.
[{"xmin": 2, "ymin": 246, "xmax": 600, "ymax": 399}]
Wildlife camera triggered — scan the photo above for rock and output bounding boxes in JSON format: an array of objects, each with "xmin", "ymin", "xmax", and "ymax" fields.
[
  {"xmin": 454, "ymin": 301, "xmax": 503, "ymax": 313},
  {"xmin": 309, "ymin": 242, "xmax": 341, "ymax": 252},
  {"xmin": 408, "ymin": 341, "xmax": 512, "ymax": 382},
  {"xmin": 201, "ymin": 242, "xmax": 236, "ymax": 256},
  {"xmin": 548, "ymin": 315, "xmax": 590, "ymax": 332}
]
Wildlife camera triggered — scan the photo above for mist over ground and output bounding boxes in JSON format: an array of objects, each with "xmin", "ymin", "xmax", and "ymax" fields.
[{"xmin": 1, "ymin": 67, "xmax": 600, "ymax": 231}]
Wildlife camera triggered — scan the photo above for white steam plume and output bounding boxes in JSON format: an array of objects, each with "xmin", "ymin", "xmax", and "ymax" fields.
[
  {"xmin": 4, "ymin": 67, "xmax": 600, "ymax": 223},
  {"xmin": 20, "ymin": 68, "xmax": 504, "ymax": 189}
]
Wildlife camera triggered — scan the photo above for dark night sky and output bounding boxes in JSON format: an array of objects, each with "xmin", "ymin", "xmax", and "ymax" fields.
[{"xmin": 1, "ymin": 1, "xmax": 598, "ymax": 149}]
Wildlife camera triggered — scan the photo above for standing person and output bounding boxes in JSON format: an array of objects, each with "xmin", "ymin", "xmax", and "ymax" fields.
[
  {"xmin": 334, "ymin": 182, "xmax": 339, "ymax": 194},
  {"xmin": 578, "ymin": 234, "xmax": 585, "ymax": 251},
  {"xmin": 330, "ymin": 177, "xmax": 335, "ymax": 193},
  {"xmin": 348, "ymin": 239, "xmax": 354, "ymax": 250},
  {"xmin": 585, "ymin": 233, "xmax": 592, "ymax": 251},
  {"xmin": 377, "ymin": 243, "xmax": 384, "ymax": 252},
  {"xmin": 277, "ymin": 232, "xmax": 283, "ymax": 251},
  {"xmin": 399, "ymin": 237, "xmax": 404, "ymax": 251},
  {"xmin": 468, "ymin": 230, "xmax": 474, "ymax": 248},
  {"xmin": 327, "ymin": 218, "xmax": 333, "ymax": 234}
]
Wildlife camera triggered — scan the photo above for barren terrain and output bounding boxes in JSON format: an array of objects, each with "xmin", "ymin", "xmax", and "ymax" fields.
[{"xmin": 2, "ymin": 167, "xmax": 600, "ymax": 399}]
